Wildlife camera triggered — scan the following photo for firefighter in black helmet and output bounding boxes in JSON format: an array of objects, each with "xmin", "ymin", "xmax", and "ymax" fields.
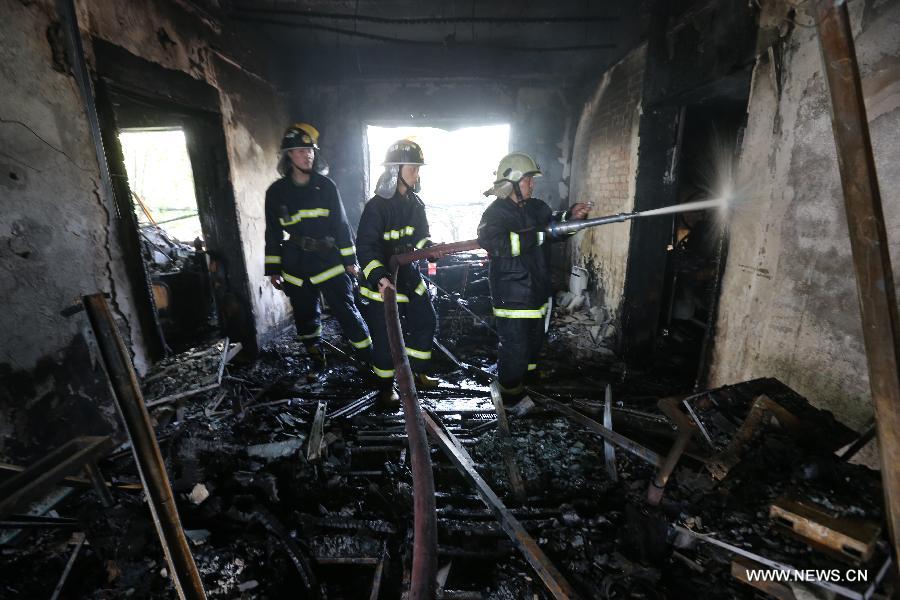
[
  {"xmin": 477, "ymin": 152, "xmax": 590, "ymax": 406},
  {"xmin": 264, "ymin": 123, "xmax": 371, "ymax": 371},
  {"xmin": 356, "ymin": 139, "xmax": 438, "ymax": 407}
]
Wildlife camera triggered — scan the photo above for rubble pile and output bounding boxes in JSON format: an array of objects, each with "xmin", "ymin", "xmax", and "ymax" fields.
[
  {"xmin": 548, "ymin": 306, "xmax": 618, "ymax": 362},
  {"xmin": 139, "ymin": 223, "xmax": 198, "ymax": 275},
  {"xmin": 141, "ymin": 338, "xmax": 233, "ymax": 404}
]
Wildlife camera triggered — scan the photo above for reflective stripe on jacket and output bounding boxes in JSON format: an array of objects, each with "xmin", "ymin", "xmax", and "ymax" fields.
[
  {"xmin": 263, "ymin": 173, "xmax": 357, "ymax": 278},
  {"xmin": 356, "ymin": 191, "xmax": 432, "ymax": 298},
  {"xmin": 477, "ymin": 196, "xmax": 569, "ymax": 313}
]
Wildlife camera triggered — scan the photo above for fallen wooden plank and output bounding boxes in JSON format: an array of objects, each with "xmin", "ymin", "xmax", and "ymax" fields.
[
  {"xmin": 0, "ymin": 436, "xmax": 113, "ymax": 518},
  {"xmin": 770, "ymin": 496, "xmax": 881, "ymax": 564},
  {"xmin": 488, "ymin": 382, "xmax": 526, "ymax": 503},
  {"xmin": 530, "ymin": 392, "xmax": 663, "ymax": 467},
  {"xmin": 307, "ymin": 401, "xmax": 328, "ymax": 463},
  {"xmin": 423, "ymin": 411, "xmax": 580, "ymax": 600},
  {"xmin": 0, "ymin": 462, "xmax": 141, "ymax": 491},
  {"xmin": 144, "ymin": 338, "xmax": 232, "ymax": 408},
  {"xmin": 602, "ymin": 384, "xmax": 618, "ymax": 482}
]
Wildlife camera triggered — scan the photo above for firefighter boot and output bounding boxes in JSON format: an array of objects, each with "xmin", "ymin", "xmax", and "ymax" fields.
[{"xmin": 414, "ymin": 372, "xmax": 440, "ymax": 390}]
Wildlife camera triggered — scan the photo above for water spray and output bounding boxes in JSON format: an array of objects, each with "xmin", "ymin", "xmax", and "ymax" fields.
[
  {"xmin": 546, "ymin": 197, "xmax": 727, "ymax": 237},
  {"xmin": 390, "ymin": 197, "xmax": 728, "ymax": 268}
]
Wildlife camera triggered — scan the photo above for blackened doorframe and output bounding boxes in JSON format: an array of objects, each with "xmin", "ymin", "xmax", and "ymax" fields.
[
  {"xmin": 93, "ymin": 39, "xmax": 258, "ymax": 357},
  {"xmin": 621, "ymin": 93, "xmax": 748, "ymax": 384}
]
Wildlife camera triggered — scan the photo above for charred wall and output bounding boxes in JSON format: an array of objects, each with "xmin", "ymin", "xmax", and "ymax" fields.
[
  {"xmin": 0, "ymin": 0, "xmax": 289, "ymax": 462},
  {"xmin": 709, "ymin": 0, "xmax": 900, "ymax": 430},
  {"xmin": 567, "ymin": 45, "xmax": 647, "ymax": 334},
  {"xmin": 564, "ymin": 0, "xmax": 758, "ymax": 355}
]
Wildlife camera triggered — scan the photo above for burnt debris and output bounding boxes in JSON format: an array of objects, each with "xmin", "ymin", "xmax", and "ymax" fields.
[{"xmin": 0, "ymin": 289, "xmax": 893, "ymax": 599}]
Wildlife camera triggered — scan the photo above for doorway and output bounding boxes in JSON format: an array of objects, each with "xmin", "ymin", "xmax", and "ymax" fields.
[
  {"xmin": 118, "ymin": 126, "xmax": 216, "ymax": 351},
  {"xmin": 655, "ymin": 105, "xmax": 745, "ymax": 384},
  {"xmin": 93, "ymin": 39, "xmax": 257, "ymax": 358}
]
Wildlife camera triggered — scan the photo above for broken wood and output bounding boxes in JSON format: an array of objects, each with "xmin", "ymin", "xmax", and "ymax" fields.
[
  {"xmin": 648, "ymin": 396, "xmax": 697, "ymax": 505},
  {"xmin": 144, "ymin": 338, "xmax": 234, "ymax": 408},
  {"xmin": 0, "ymin": 436, "xmax": 114, "ymax": 519},
  {"xmin": 816, "ymin": 0, "xmax": 900, "ymax": 565},
  {"xmin": 705, "ymin": 394, "xmax": 805, "ymax": 480},
  {"xmin": 83, "ymin": 294, "xmax": 206, "ymax": 600},
  {"xmin": 602, "ymin": 384, "xmax": 618, "ymax": 483},
  {"xmin": 307, "ymin": 401, "xmax": 328, "ymax": 463},
  {"xmin": 770, "ymin": 496, "xmax": 881, "ymax": 564},
  {"xmin": 674, "ymin": 525, "xmax": 892, "ymax": 600},
  {"xmin": 0, "ymin": 515, "xmax": 79, "ymax": 529},
  {"xmin": 488, "ymin": 382, "xmax": 526, "ymax": 503},
  {"xmin": 369, "ymin": 546, "xmax": 387, "ymax": 600},
  {"xmin": 0, "ymin": 461, "xmax": 141, "ymax": 492},
  {"xmin": 836, "ymin": 421, "xmax": 877, "ymax": 462},
  {"xmin": 529, "ymin": 392, "xmax": 663, "ymax": 467},
  {"xmin": 423, "ymin": 411, "xmax": 580, "ymax": 600},
  {"xmin": 50, "ymin": 533, "xmax": 86, "ymax": 600}
]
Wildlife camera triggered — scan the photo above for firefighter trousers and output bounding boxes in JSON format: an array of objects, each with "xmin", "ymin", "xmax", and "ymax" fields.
[
  {"xmin": 283, "ymin": 272, "xmax": 372, "ymax": 358},
  {"xmin": 364, "ymin": 289, "xmax": 436, "ymax": 386},
  {"xmin": 496, "ymin": 315, "xmax": 545, "ymax": 398}
]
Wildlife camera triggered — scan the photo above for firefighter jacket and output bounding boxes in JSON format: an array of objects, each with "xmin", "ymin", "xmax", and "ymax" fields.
[
  {"xmin": 356, "ymin": 191, "xmax": 431, "ymax": 303},
  {"xmin": 263, "ymin": 173, "xmax": 357, "ymax": 287},
  {"xmin": 477, "ymin": 197, "xmax": 572, "ymax": 317}
]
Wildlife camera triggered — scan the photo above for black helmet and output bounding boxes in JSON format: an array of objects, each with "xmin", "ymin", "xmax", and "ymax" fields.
[
  {"xmin": 281, "ymin": 122, "xmax": 320, "ymax": 152},
  {"xmin": 383, "ymin": 139, "xmax": 425, "ymax": 166}
]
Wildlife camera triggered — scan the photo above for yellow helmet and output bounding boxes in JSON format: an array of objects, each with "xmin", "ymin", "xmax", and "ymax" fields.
[
  {"xmin": 494, "ymin": 152, "xmax": 542, "ymax": 183},
  {"xmin": 281, "ymin": 122, "xmax": 320, "ymax": 151},
  {"xmin": 484, "ymin": 152, "xmax": 542, "ymax": 197}
]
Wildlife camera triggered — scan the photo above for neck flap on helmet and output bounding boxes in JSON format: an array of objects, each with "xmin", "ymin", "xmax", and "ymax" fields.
[{"xmin": 375, "ymin": 165, "xmax": 400, "ymax": 199}]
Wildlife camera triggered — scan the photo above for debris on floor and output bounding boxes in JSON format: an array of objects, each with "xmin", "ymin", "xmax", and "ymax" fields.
[
  {"xmin": 0, "ymin": 305, "xmax": 894, "ymax": 599},
  {"xmin": 141, "ymin": 338, "xmax": 239, "ymax": 407}
]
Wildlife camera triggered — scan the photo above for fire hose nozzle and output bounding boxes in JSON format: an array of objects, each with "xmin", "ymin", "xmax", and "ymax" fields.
[{"xmin": 545, "ymin": 211, "xmax": 638, "ymax": 237}]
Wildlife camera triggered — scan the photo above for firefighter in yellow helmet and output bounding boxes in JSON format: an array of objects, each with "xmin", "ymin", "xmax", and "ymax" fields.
[
  {"xmin": 477, "ymin": 152, "xmax": 590, "ymax": 405},
  {"xmin": 264, "ymin": 123, "xmax": 371, "ymax": 372}
]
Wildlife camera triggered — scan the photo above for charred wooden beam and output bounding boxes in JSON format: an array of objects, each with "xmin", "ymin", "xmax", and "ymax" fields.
[
  {"xmin": 423, "ymin": 411, "xmax": 580, "ymax": 600},
  {"xmin": 83, "ymin": 294, "xmax": 206, "ymax": 600},
  {"xmin": 488, "ymin": 382, "xmax": 526, "ymax": 503},
  {"xmin": 0, "ymin": 436, "xmax": 114, "ymax": 518},
  {"xmin": 529, "ymin": 393, "xmax": 663, "ymax": 467},
  {"xmin": 815, "ymin": 0, "xmax": 900, "ymax": 564}
]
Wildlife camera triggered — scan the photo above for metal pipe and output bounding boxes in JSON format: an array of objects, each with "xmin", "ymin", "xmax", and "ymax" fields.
[
  {"xmin": 815, "ymin": 0, "xmax": 900, "ymax": 566},
  {"xmin": 393, "ymin": 202, "xmax": 723, "ymax": 269},
  {"xmin": 546, "ymin": 211, "xmax": 636, "ymax": 237},
  {"xmin": 83, "ymin": 294, "xmax": 206, "ymax": 599},
  {"xmin": 382, "ymin": 282, "xmax": 437, "ymax": 599}
]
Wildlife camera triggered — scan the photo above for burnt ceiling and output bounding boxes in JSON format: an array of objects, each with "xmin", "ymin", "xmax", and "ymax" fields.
[{"xmin": 222, "ymin": 0, "xmax": 650, "ymax": 85}]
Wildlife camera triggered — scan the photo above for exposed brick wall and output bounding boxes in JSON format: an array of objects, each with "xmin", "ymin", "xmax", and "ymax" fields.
[{"xmin": 568, "ymin": 44, "xmax": 647, "ymax": 323}]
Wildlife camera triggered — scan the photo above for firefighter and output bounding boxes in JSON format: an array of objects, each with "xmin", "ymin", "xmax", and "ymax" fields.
[
  {"xmin": 356, "ymin": 139, "xmax": 438, "ymax": 406},
  {"xmin": 477, "ymin": 152, "xmax": 590, "ymax": 405},
  {"xmin": 264, "ymin": 122, "xmax": 371, "ymax": 370}
]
